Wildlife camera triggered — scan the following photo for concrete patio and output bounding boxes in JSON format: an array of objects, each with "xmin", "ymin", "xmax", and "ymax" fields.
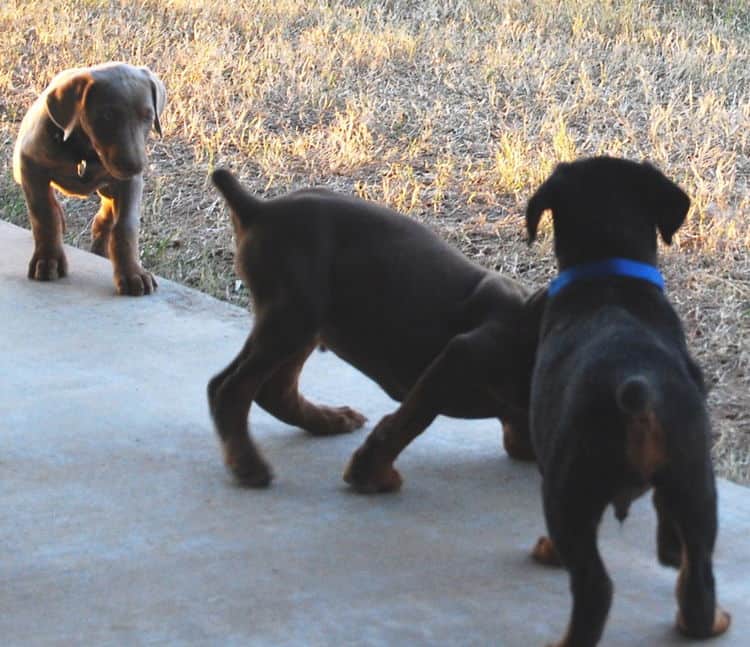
[{"xmin": 1, "ymin": 219, "xmax": 747, "ymax": 646}]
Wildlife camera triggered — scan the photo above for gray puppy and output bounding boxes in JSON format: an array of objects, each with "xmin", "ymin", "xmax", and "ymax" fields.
[{"xmin": 13, "ymin": 62, "xmax": 166, "ymax": 295}]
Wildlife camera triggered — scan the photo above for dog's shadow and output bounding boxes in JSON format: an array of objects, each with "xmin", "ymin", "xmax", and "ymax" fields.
[{"xmin": 250, "ymin": 417, "xmax": 540, "ymax": 512}]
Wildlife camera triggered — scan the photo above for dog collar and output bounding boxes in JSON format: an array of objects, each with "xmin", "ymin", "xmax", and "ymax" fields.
[
  {"xmin": 53, "ymin": 126, "xmax": 100, "ymax": 180},
  {"xmin": 548, "ymin": 258, "xmax": 664, "ymax": 297}
]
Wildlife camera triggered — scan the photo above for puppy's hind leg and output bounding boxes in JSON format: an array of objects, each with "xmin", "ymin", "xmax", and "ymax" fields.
[
  {"xmin": 542, "ymin": 480, "xmax": 612, "ymax": 647},
  {"xmin": 656, "ymin": 478, "xmax": 731, "ymax": 638},
  {"xmin": 209, "ymin": 311, "xmax": 316, "ymax": 487},
  {"xmin": 255, "ymin": 342, "xmax": 366, "ymax": 436},
  {"xmin": 653, "ymin": 488, "xmax": 682, "ymax": 568}
]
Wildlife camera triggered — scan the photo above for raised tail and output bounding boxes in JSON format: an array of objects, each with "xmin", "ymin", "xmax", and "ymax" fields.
[
  {"xmin": 211, "ymin": 168, "xmax": 262, "ymax": 227},
  {"xmin": 613, "ymin": 375, "xmax": 666, "ymax": 521}
]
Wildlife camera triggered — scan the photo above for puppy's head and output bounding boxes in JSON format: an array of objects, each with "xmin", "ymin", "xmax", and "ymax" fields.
[
  {"xmin": 525, "ymin": 157, "xmax": 690, "ymax": 268},
  {"xmin": 45, "ymin": 62, "xmax": 166, "ymax": 180}
]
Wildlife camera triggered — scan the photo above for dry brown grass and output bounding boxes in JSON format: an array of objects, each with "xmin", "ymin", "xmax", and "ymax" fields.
[{"xmin": 0, "ymin": 0, "xmax": 747, "ymax": 482}]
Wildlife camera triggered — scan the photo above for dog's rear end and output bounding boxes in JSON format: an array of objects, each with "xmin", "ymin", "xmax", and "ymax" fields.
[{"xmin": 526, "ymin": 157, "xmax": 730, "ymax": 645}]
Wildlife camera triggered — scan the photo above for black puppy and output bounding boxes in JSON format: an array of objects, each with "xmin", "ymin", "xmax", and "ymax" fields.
[{"xmin": 525, "ymin": 157, "xmax": 730, "ymax": 646}]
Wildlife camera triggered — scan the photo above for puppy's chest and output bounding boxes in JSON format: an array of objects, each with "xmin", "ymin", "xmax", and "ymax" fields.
[{"xmin": 48, "ymin": 131, "xmax": 111, "ymax": 195}]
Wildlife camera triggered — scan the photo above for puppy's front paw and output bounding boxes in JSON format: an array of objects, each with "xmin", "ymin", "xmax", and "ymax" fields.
[
  {"xmin": 115, "ymin": 266, "xmax": 157, "ymax": 296},
  {"xmin": 532, "ymin": 536, "xmax": 563, "ymax": 567},
  {"xmin": 28, "ymin": 247, "xmax": 68, "ymax": 281},
  {"xmin": 502, "ymin": 421, "xmax": 536, "ymax": 462},
  {"xmin": 676, "ymin": 607, "xmax": 731, "ymax": 638},
  {"xmin": 343, "ymin": 444, "xmax": 402, "ymax": 494}
]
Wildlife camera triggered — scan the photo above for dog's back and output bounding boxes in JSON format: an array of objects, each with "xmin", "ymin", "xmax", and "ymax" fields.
[
  {"xmin": 213, "ymin": 169, "xmax": 530, "ymax": 402},
  {"xmin": 532, "ymin": 280, "xmax": 708, "ymax": 512}
]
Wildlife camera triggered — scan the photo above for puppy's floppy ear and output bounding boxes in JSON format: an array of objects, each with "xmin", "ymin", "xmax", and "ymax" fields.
[
  {"xmin": 140, "ymin": 67, "xmax": 166, "ymax": 137},
  {"xmin": 641, "ymin": 161, "xmax": 690, "ymax": 245},
  {"xmin": 525, "ymin": 164, "xmax": 567, "ymax": 243},
  {"xmin": 45, "ymin": 69, "xmax": 92, "ymax": 141}
]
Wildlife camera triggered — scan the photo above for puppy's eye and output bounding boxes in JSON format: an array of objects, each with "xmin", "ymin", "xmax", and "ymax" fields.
[{"xmin": 142, "ymin": 109, "xmax": 154, "ymax": 123}]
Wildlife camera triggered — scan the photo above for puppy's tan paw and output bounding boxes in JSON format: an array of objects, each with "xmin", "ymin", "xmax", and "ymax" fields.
[
  {"xmin": 502, "ymin": 421, "xmax": 536, "ymax": 462},
  {"xmin": 532, "ymin": 536, "xmax": 563, "ymax": 567},
  {"xmin": 343, "ymin": 446, "xmax": 402, "ymax": 494},
  {"xmin": 115, "ymin": 266, "xmax": 157, "ymax": 296},
  {"xmin": 713, "ymin": 609, "xmax": 732, "ymax": 635},
  {"xmin": 676, "ymin": 607, "xmax": 731, "ymax": 638},
  {"xmin": 224, "ymin": 445, "xmax": 273, "ymax": 488},
  {"xmin": 308, "ymin": 406, "xmax": 367, "ymax": 436},
  {"xmin": 28, "ymin": 248, "xmax": 68, "ymax": 281}
]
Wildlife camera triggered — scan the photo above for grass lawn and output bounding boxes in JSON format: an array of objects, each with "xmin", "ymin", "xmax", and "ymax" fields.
[{"xmin": 1, "ymin": 0, "xmax": 747, "ymax": 481}]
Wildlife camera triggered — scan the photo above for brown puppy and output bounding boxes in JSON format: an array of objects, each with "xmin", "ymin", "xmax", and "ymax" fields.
[
  {"xmin": 13, "ymin": 62, "xmax": 166, "ymax": 296},
  {"xmin": 208, "ymin": 169, "xmax": 544, "ymax": 490},
  {"xmin": 526, "ymin": 157, "xmax": 730, "ymax": 646}
]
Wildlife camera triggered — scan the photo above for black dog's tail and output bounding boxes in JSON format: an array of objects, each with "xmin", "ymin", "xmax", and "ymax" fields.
[
  {"xmin": 613, "ymin": 375, "xmax": 666, "ymax": 521},
  {"xmin": 616, "ymin": 375, "xmax": 653, "ymax": 416},
  {"xmin": 211, "ymin": 168, "xmax": 262, "ymax": 227}
]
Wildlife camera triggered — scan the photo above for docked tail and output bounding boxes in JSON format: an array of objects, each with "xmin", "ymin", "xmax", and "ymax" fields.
[
  {"xmin": 211, "ymin": 169, "xmax": 262, "ymax": 228},
  {"xmin": 616, "ymin": 375, "xmax": 653, "ymax": 415},
  {"xmin": 613, "ymin": 375, "xmax": 666, "ymax": 521}
]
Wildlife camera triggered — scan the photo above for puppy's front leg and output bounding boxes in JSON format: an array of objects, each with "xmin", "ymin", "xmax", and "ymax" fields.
[
  {"xmin": 20, "ymin": 165, "xmax": 68, "ymax": 281},
  {"xmin": 100, "ymin": 176, "xmax": 156, "ymax": 296},
  {"xmin": 344, "ymin": 326, "xmax": 497, "ymax": 493}
]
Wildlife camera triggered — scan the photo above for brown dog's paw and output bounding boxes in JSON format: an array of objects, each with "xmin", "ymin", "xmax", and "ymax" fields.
[
  {"xmin": 224, "ymin": 445, "xmax": 273, "ymax": 488},
  {"xmin": 115, "ymin": 267, "xmax": 157, "ymax": 296},
  {"xmin": 28, "ymin": 248, "xmax": 68, "ymax": 281},
  {"xmin": 343, "ymin": 445, "xmax": 402, "ymax": 494},
  {"xmin": 676, "ymin": 607, "xmax": 731, "ymax": 638},
  {"xmin": 502, "ymin": 421, "xmax": 536, "ymax": 462},
  {"xmin": 532, "ymin": 536, "xmax": 563, "ymax": 567},
  {"xmin": 308, "ymin": 406, "xmax": 367, "ymax": 436}
]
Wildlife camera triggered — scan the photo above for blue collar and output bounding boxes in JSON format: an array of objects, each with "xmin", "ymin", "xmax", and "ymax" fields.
[{"xmin": 548, "ymin": 258, "xmax": 665, "ymax": 297}]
